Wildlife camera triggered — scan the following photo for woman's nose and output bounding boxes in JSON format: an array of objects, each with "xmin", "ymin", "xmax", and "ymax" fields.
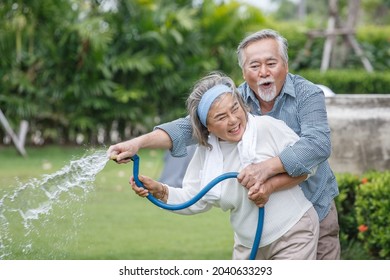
[{"xmin": 228, "ymin": 113, "xmax": 238, "ymax": 124}]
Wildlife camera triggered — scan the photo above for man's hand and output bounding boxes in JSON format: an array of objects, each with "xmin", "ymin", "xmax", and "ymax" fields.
[
  {"xmin": 246, "ymin": 172, "xmax": 308, "ymax": 207},
  {"xmin": 237, "ymin": 157, "xmax": 285, "ymax": 189},
  {"xmin": 247, "ymin": 182, "xmax": 272, "ymax": 207}
]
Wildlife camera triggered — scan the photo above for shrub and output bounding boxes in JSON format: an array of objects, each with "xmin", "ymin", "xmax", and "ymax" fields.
[
  {"xmin": 296, "ymin": 70, "xmax": 390, "ymax": 94},
  {"xmin": 335, "ymin": 173, "xmax": 361, "ymax": 247},
  {"xmin": 355, "ymin": 171, "xmax": 390, "ymax": 259}
]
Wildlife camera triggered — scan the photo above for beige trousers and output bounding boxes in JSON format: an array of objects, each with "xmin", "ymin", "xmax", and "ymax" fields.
[
  {"xmin": 232, "ymin": 206, "xmax": 319, "ymax": 260},
  {"xmin": 316, "ymin": 200, "xmax": 341, "ymax": 260}
]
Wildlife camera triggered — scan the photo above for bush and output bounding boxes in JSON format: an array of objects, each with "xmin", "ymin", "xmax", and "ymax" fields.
[
  {"xmin": 357, "ymin": 25, "xmax": 390, "ymax": 71},
  {"xmin": 335, "ymin": 170, "xmax": 390, "ymax": 259},
  {"xmin": 335, "ymin": 173, "xmax": 361, "ymax": 248},
  {"xmin": 355, "ymin": 171, "xmax": 390, "ymax": 259},
  {"xmin": 296, "ymin": 70, "xmax": 390, "ymax": 94}
]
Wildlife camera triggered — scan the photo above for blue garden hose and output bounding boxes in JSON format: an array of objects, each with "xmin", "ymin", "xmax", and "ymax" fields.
[{"xmin": 131, "ymin": 154, "xmax": 264, "ymax": 260}]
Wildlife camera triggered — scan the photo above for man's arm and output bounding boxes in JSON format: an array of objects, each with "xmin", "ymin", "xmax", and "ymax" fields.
[
  {"xmin": 155, "ymin": 115, "xmax": 194, "ymax": 157},
  {"xmin": 239, "ymin": 86, "xmax": 330, "ymax": 189},
  {"xmin": 238, "ymin": 156, "xmax": 285, "ymax": 188},
  {"xmin": 279, "ymin": 88, "xmax": 331, "ymax": 177}
]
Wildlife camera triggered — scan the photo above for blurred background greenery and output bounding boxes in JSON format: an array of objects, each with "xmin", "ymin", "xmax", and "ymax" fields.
[{"xmin": 1, "ymin": 0, "xmax": 389, "ymax": 146}]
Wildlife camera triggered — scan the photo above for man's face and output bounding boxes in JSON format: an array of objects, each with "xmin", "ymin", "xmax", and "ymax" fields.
[{"xmin": 241, "ymin": 38, "xmax": 288, "ymax": 102}]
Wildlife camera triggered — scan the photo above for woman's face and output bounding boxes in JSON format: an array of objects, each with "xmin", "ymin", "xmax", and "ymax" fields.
[{"xmin": 206, "ymin": 93, "xmax": 247, "ymax": 142}]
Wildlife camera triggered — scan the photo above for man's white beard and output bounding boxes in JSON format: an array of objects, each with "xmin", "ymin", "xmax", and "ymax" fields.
[{"xmin": 258, "ymin": 84, "xmax": 277, "ymax": 102}]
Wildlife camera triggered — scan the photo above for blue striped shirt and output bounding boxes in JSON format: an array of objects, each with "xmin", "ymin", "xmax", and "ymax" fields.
[{"xmin": 156, "ymin": 73, "xmax": 339, "ymax": 221}]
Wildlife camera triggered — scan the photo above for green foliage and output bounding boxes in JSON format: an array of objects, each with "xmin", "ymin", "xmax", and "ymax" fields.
[
  {"xmin": 0, "ymin": 0, "xmax": 116, "ymax": 144},
  {"xmin": 271, "ymin": 21, "xmax": 390, "ymax": 72},
  {"xmin": 357, "ymin": 25, "xmax": 390, "ymax": 71},
  {"xmin": 296, "ymin": 70, "xmax": 390, "ymax": 94},
  {"xmin": 0, "ymin": 0, "xmax": 267, "ymax": 144},
  {"xmin": 361, "ymin": 0, "xmax": 390, "ymax": 24},
  {"xmin": 0, "ymin": 0, "xmax": 389, "ymax": 146},
  {"xmin": 335, "ymin": 170, "xmax": 390, "ymax": 259},
  {"xmin": 334, "ymin": 173, "xmax": 361, "ymax": 248},
  {"xmin": 355, "ymin": 171, "xmax": 390, "ymax": 259}
]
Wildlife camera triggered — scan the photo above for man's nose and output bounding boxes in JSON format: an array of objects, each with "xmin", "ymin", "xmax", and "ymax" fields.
[{"xmin": 258, "ymin": 65, "xmax": 269, "ymax": 77}]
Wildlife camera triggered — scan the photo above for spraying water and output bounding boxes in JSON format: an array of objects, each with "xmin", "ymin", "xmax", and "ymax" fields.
[{"xmin": 0, "ymin": 149, "xmax": 109, "ymax": 259}]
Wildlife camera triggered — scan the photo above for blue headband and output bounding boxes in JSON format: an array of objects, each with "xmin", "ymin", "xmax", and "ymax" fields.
[{"xmin": 197, "ymin": 84, "xmax": 232, "ymax": 127}]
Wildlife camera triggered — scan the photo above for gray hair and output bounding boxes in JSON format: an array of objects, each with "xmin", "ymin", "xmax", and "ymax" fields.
[
  {"xmin": 186, "ymin": 71, "xmax": 248, "ymax": 148},
  {"xmin": 236, "ymin": 29, "xmax": 289, "ymax": 69}
]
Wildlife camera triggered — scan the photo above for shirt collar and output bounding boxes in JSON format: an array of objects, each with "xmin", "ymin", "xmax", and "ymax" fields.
[{"xmin": 283, "ymin": 73, "xmax": 296, "ymax": 98}]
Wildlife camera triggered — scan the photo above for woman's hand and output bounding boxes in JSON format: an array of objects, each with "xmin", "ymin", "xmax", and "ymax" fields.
[
  {"xmin": 107, "ymin": 129, "xmax": 173, "ymax": 164},
  {"xmin": 107, "ymin": 139, "xmax": 142, "ymax": 164},
  {"xmin": 130, "ymin": 175, "xmax": 168, "ymax": 201}
]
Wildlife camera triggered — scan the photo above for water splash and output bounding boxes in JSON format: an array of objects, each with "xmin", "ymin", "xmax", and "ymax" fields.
[{"xmin": 0, "ymin": 149, "xmax": 109, "ymax": 259}]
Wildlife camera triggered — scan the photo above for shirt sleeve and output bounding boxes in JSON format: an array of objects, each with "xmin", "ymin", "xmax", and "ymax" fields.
[
  {"xmin": 259, "ymin": 116, "xmax": 317, "ymax": 178},
  {"xmin": 154, "ymin": 115, "xmax": 195, "ymax": 157},
  {"xmin": 279, "ymin": 90, "xmax": 331, "ymax": 177}
]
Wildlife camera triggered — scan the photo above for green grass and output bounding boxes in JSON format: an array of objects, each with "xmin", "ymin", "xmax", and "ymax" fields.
[{"xmin": 0, "ymin": 145, "xmax": 233, "ymax": 260}]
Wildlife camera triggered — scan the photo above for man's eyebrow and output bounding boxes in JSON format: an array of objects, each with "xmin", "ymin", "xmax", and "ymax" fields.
[{"xmin": 248, "ymin": 56, "xmax": 278, "ymax": 64}]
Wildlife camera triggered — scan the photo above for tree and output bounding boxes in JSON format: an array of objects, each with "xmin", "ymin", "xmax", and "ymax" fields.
[
  {"xmin": 0, "ymin": 0, "xmax": 266, "ymax": 147},
  {"xmin": 0, "ymin": 0, "xmax": 115, "ymax": 144}
]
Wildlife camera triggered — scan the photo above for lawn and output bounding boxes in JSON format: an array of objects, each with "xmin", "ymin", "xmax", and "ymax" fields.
[{"xmin": 0, "ymin": 145, "xmax": 233, "ymax": 260}]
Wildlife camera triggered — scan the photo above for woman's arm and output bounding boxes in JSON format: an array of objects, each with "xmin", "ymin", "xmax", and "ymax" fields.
[
  {"xmin": 107, "ymin": 128, "xmax": 172, "ymax": 163},
  {"xmin": 107, "ymin": 116, "xmax": 195, "ymax": 162}
]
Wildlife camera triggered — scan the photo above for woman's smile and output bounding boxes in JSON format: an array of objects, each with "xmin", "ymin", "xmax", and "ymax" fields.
[{"xmin": 229, "ymin": 124, "xmax": 242, "ymax": 135}]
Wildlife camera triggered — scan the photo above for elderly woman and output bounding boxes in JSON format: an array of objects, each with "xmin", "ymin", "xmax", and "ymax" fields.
[{"xmin": 130, "ymin": 72, "xmax": 319, "ymax": 260}]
